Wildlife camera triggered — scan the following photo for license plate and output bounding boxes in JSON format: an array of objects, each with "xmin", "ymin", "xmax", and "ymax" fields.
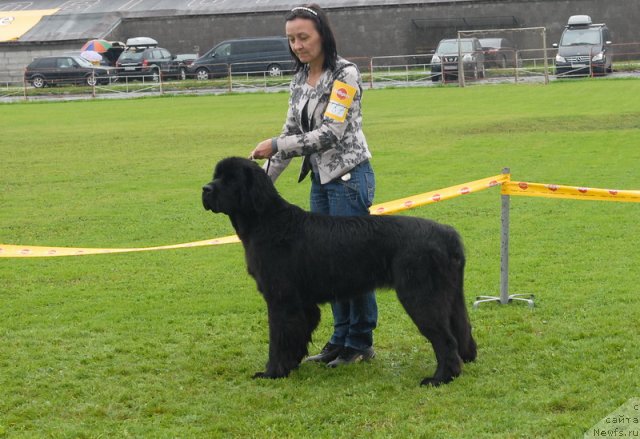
[
  {"xmin": 571, "ymin": 63, "xmax": 587, "ymax": 68},
  {"xmin": 125, "ymin": 67, "xmax": 135, "ymax": 71}
]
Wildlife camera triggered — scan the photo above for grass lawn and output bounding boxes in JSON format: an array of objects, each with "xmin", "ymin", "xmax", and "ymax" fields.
[{"xmin": 1, "ymin": 79, "xmax": 640, "ymax": 438}]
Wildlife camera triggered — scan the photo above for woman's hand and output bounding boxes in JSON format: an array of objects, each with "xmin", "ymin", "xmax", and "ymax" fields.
[{"xmin": 250, "ymin": 139, "xmax": 275, "ymax": 160}]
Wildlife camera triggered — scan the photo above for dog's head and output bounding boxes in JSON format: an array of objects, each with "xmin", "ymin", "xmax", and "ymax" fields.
[{"xmin": 202, "ymin": 157, "xmax": 279, "ymax": 216}]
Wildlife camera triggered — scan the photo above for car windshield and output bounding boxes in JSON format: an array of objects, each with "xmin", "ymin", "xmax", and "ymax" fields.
[
  {"xmin": 480, "ymin": 39, "xmax": 503, "ymax": 48},
  {"xmin": 437, "ymin": 40, "xmax": 474, "ymax": 54},
  {"xmin": 119, "ymin": 51, "xmax": 144, "ymax": 62},
  {"xmin": 74, "ymin": 57, "xmax": 94, "ymax": 67},
  {"xmin": 561, "ymin": 28, "xmax": 601, "ymax": 46}
]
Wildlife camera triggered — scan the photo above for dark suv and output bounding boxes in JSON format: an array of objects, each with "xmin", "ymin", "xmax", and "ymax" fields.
[
  {"xmin": 553, "ymin": 15, "xmax": 613, "ymax": 77},
  {"xmin": 24, "ymin": 55, "xmax": 115, "ymax": 88},
  {"xmin": 188, "ymin": 37, "xmax": 293, "ymax": 79},
  {"xmin": 116, "ymin": 47, "xmax": 186, "ymax": 81},
  {"xmin": 431, "ymin": 38, "xmax": 485, "ymax": 82}
]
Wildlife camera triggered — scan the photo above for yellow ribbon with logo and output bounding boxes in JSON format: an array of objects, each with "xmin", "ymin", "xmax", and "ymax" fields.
[
  {"xmin": 503, "ymin": 181, "xmax": 640, "ymax": 202},
  {"xmin": 3, "ymin": 172, "xmax": 639, "ymax": 258}
]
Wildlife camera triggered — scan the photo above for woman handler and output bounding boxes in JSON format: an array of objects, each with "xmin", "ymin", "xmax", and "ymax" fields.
[{"xmin": 249, "ymin": 4, "xmax": 377, "ymax": 367}]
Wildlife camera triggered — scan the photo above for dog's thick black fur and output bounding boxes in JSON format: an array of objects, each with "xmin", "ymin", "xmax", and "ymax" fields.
[{"xmin": 202, "ymin": 157, "xmax": 477, "ymax": 386}]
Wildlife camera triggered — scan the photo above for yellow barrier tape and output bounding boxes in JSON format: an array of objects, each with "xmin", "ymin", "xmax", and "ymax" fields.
[
  {"xmin": 1, "ymin": 173, "xmax": 507, "ymax": 258},
  {"xmin": 371, "ymin": 173, "xmax": 509, "ymax": 215},
  {"xmin": 503, "ymin": 181, "xmax": 640, "ymax": 203},
  {"xmin": 0, "ymin": 236, "xmax": 241, "ymax": 258}
]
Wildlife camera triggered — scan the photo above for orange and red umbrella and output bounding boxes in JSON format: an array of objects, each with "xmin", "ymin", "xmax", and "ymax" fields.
[{"xmin": 80, "ymin": 39, "xmax": 112, "ymax": 53}]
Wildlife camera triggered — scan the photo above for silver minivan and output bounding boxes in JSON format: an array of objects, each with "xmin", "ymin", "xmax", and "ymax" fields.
[{"xmin": 188, "ymin": 37, "xmax": 294, "ymax": 79}]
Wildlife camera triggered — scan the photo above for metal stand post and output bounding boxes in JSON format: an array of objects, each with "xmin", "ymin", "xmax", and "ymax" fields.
[
  {"xmin": 474, "ymin": 168, "xmax": 535, "ymax": 309},
  {"xmin": 542, "ymin": 28, "xmax": 550, "ymax": 85}
]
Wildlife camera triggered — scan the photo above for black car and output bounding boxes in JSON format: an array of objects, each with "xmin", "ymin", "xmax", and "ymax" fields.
[
  {"xmin": 479, "ymin": 38, "xmax": 518, "ymax": 68},
  {"xmin": 553, "ymin": 15, "xmax": 613, "ymax": 77},
  {"xmin": 431, "ymin": 38, "xmax": 485, "ymax": 82},
  {"xmin": 24, "ymin": 55, "xmax": 116, "ymax": 88},
  {"xmin": 116, "ymin": 47, "xmax": 186, "ymax": 81}
]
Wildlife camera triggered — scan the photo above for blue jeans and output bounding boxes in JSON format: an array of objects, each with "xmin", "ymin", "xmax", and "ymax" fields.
[{"xmin": 310, "ymin": 160, "xmax": 378, "ymax": 351}]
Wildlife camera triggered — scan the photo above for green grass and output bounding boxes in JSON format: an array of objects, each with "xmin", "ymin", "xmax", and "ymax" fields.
[{"xmin": 1, "ymin": 79, "xmax": 640, "ymax": 438}]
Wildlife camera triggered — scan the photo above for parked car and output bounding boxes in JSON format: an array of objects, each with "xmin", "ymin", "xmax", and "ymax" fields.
[
  {"xmin": 174, "ymin": 53, "xmax": 198, "ymax": 67},
  {"xmin": 431, "ymin": 38, "xmax": 485, "ymax": 82},
  {"xmin": 24, "ymin": 55, "xmax": 116, "ymax": 88},
  {"xmin": 116, "ymin": 38, "xmax": 186, "ymax": 81},
  {"xmin": 553, "ymin": 15, "xmax": 613, "ymax": 77},
  {"xmin": 479, "ymin": 38, "xmax": 518, "ymax": 68},
  {"xmin": 188, "ymin": 37, "xmax": 294, "ymax": 79}
]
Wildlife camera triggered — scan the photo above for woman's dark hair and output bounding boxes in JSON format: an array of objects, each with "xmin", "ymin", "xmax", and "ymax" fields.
[{"xmin": 285, "ymin": 4, "xmax": 338, "ymax": 72}]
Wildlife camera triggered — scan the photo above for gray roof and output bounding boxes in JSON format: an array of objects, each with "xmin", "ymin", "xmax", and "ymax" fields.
[
  {"xmin": 5, "ymin": 0, "xmax": 473, "ymax": 42},
  {"xmin": 3, "ymin": 0, "xmax": 469, "ymax": 15},
  {"xmin": 19, "ymin": 13, "xmax": 122, "ymax": 41}
]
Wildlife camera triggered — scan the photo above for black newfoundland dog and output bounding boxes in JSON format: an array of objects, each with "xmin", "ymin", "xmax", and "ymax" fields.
[{"xmin": 202, "ymin": 157, "xmax": 476, "ymax": 386}]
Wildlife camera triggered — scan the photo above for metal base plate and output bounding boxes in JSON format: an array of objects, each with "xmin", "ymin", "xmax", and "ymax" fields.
[{"xmin": 473, "ymin": 294, "xmax": 535, "ymax": 309}]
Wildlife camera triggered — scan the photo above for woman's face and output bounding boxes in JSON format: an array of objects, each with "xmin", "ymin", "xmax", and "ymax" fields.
[{"xmin": 286, "ymin": 17, "xmax": 324, "ymax": 67}]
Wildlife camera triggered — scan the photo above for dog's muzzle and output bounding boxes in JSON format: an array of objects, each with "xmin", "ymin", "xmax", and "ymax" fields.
[{"xmin": 202, "ymin": 183, "xmax": 215, "ymax": 211}]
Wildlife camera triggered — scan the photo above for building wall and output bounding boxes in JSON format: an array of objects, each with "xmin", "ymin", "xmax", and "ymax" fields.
[
  {"xmin": 1, "ymin": 0, "xmax": 637, "ymax": 82},
  {"xmin": 108, "ymin": 0, "xmax": 636, "ymax": 58}
]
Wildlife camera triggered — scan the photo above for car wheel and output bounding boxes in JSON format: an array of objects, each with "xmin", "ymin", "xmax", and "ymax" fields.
[
  {"xmin": 196, "ymin": 68, "xmax": 209, "ymax": 80},
  {"xmin": 86, "ymin": 75, "xmax": 98, "ymax": 87},
  {"xmin": 31, "ymin": 76, "xmax": 46, "ymax": 88},
  {"xmin": 151, "ymin": 69, "xmax": 160, "ymax": 82},
  {"xmin": 479, "ymin": 63, "xmax": 486, "ymax": 79},
  {"xmin": 179, "ymin": 67, "xmax": 187, "ymax": 80},
  {"xmin": 499, "ymin": 55, "xmax": 507, "ymax": 69},
  {"xmin": 267, "ymin": 64, "xmax": 283, "ymax": 77},
  {"xmin": 469, "ymin": 65, "xmax": 478, "ymax": 80},
  {"xmin": 431, "ymin": 73, "xmax": 441, "ymax": 82}
]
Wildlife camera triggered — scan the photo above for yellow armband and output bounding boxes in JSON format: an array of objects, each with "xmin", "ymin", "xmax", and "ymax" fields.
[{"xmin": 324, "ymin": 80, "xmax": 357, "ymax": 122}]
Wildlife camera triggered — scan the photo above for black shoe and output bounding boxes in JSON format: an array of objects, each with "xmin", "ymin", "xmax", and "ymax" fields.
[
  {"xmin": 304, "ymin": 342, "xmax": 343, "ymax": 363},
  {"xmin": 326, "ymin": 346, "xmax": 375, "ymax": 368}
]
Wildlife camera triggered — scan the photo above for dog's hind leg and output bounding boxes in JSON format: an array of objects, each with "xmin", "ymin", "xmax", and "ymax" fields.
[
  {"xmin": 395, "ymin": 286, "xmax": 463, "ymax": 387},
  {"xmin": 450, "ymin": 293, "xmax": 477, "ymax": 363},
  {"xmin": 253, "ymin": 299, "xmax": 320, "ymax": 380},
  {"xmin": 449, "ymin": 266, "xmax": 477, "ymax": 363}
]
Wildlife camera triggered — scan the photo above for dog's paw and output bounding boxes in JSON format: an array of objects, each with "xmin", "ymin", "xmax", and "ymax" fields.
[
  {"xmin": 420, "ymin": 375, "xmax": 456, "ymax": 387},
  {"xmin": 460, "ymin": 339, "xmax": 478, "ymax": 363},
  {"xmin": 252, "ymin": 371, "xmax": 287, "ymax": 380}
]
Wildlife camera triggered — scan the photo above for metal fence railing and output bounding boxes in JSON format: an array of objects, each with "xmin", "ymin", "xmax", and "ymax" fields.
[{"xmin": 3, "ymin": 42, "xmax": 640, "ymax": 102}]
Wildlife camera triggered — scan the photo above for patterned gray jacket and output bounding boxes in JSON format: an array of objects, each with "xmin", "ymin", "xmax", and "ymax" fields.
[{"xmin": 266, "ymin": 57, "xmax": 372, "ymax": 184}]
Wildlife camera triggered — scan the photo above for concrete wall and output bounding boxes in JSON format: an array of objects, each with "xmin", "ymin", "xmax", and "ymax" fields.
[{"xmin": 1, "ymin": 0, "xmax": 637, "ymax": 82}]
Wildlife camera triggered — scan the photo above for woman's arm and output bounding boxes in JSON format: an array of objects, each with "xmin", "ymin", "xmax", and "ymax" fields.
[{"xmin": 274, "ymin": 64, "xmax": 363, "ymax": 159}]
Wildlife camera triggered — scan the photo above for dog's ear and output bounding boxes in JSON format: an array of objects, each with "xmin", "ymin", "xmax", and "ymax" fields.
[{"xmin": 243, "ymin": 162, "xmax": 275, "ymax": 214}]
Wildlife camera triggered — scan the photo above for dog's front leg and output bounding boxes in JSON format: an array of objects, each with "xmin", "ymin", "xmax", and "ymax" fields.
[{"xmin": 253, "ymin": 299, "xmax": 310, "ymax": 380}]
